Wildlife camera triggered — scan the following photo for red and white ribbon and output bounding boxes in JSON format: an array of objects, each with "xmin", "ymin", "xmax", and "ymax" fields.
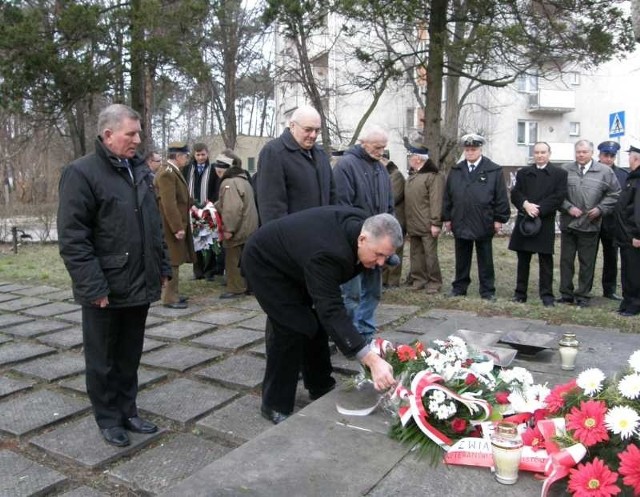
[{"xmin": 393, "ymin": 371, "xmax": 493, "ymax": 450}]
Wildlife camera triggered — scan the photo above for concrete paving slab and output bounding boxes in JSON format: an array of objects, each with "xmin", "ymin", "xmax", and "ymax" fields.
[
  {"xmin": 29, "ymin": 415, "xmax": 165, "ymax": 469},
  {"xmin": 0, "ymin": 283, "xmax": 30, "ymax": 292},
  {"xmin": 196, "ymin": 354, "xmax": 265, "ymax": 390},
  {"xmin": 142, "ymin": 337, "xmax": 166, "ymax": 352},
  {"xmin": 137, "ymin": 378, "xmax": 237, "ymax": 426},
  {"xmin": 0, "ymin": 450, "xmax": 67, "ymax": 497},
  {"xmin": 22, "ymin": 301, "xmax": 80, "ymax": 317},
  {"xmin": 0, "ymin": 313, "xmax": 34, "ymax": 330},
  {"xmin": 236, "ymin": 313, "xmax": 267, "ymax": 330},
  {"xmin": 55, "ymin": 309, "xmax": 82, "ymax": 324},
  {"xmin": 0, "ymin": 342, "xmax": 55, "ymax": 367},
  {"xmin": 160, "ymin": 413, "xmax": 410, "ymax": 497},
  {"xmin": 0, "ymin": 296, "xmax": 49, "ymax": 312},
  {"xmin": 191, "ymin": 327, "xmax": 264, "ymax": 351},
  {"xmin": 2, "ymin": 319, "xmax": 70, "ymax": 338},
  {"xmin": 12, "ymin": 285, "xmax": 63, "ymax": 297},
  {"xmin": 108, "ymin": 434, "xmax": 230, "ymax": 495},
  {"xmin": 422, "ymin": 309, "xmax": 478, "ymax": 319},
  {"xmin": 58, "ymin": 366, "xmax": 167, "ymax": 394},
  {"xmin": 141, "ymin": 344, "xmax": 222, "ymax": 372},
  {"xmin": 378, "ymin": 304, "xmax": 421, "ymax": 316},
  {"xmin": 0, "ymin": 389, "xmax": 90, "ymax": 437},
  {"xmin": 36, "ymin": 326, "xmax": 83, "ymax": 348},
  {"xmin": 46, "ymin": 289, "xmax": 75, "ymax": 302},
  {"xmin": 144, "ymin": 314, "xmax": 165, "ymax": 328},
  {"xmin": 0, "ymin": 332, "xmax": 11, "ymax": 344},
  {"xmin": 148, "ymin": 304, "xmax": 205, "ymax": 319},
  {"xmin": 330, "ymin": 354, "xmax": 362, "ymax": 376},
  {"xmin": 192, "ymin": 309, "xmax": 257, "ymax": 326},
  {"xmin": 58, "ymin": 486, "xmax": 107, "ymax": 497},
  {"xmin": 376, "ymin": 329, "xmax": 423, "ymax": 345},
  {"xmin": 0, "ymin": 292, "xmax": 20, "ymax": 303},
  {"xmin": 0, "ymin": 375, "xmax": 36, "ymax": 399},
  {"xmin": 227, "ymin": 298, "xmax": 263, "ymax": 312},
  {"xmin": 144, "ymin": 320, "xmax": 215, "ymax": 341},
  {"xmin": 196, "ymin": 394, "xmax": 272, "ymax": 445},
  {"xmin": 396, "ymin": 316, "xmax": 446, "ymax": 334},
  {"xmin": 247, "ymin": 341, "xmax": 266, "ymax": 357},
  {"xmin": 11, "ymin": 352, "xmax": 85, "ymax": 382}
]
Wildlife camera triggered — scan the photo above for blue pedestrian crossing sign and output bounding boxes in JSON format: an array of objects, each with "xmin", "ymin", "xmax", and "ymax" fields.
[{"xmin": 609, "ymin": 111, "xmax": 625, "ymax": 138}]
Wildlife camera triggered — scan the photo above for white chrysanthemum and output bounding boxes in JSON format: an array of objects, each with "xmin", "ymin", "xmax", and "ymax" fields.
[
  {"xmin": 435, "ymin": 401, "xmax": 457, "ymax": 420},
  {"xmin": 430, "ymin": 390, "xmax": 446, "ymax": 404},
  {"xmin": 629, "ymin": 350, "xmax": 640, "ymax": 373},
  {"xmin": 507, "ymin": 384, "xmax": 550, "ymax": 413},
  {"xmin": 618, "ymin": 374, "xmax": 640, "ymax": 400},
  {"xmin": 605, "ymin": 406, "xmax": 640, "ymax": 439},
  {"xmin": 576, "ymin": 368, "xmax": 606, "ymax": 396},
  {"xmin": 498, "ymin": 367, "xmax": 534, "ymax": 386}
]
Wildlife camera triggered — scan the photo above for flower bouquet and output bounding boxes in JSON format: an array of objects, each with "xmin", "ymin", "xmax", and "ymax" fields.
[{"xmin": 190, "ymin": 201, "xmax": 221, "ymax": 260}]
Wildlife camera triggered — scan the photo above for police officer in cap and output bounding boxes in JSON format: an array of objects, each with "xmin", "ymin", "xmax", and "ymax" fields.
[{"xmin": 597, "ymin": 140, "xmax": 628, "ymax": 300}]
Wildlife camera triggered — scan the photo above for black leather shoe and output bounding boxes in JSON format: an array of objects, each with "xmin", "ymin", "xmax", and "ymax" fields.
[
  {"xmin": 576, "ymin": 299, "xmax": 590, "ymax": 308},
  {"xmin": 604, "ymin": 293, "xmax": 623, "ymax": 301},
  {"xmin": 179, "ymin": 295, "xmax": 189, "ymax": 303},
  {"xmin": 163, "ymin": 302, "xmax": 188, "ymax": 309},
  {"xmin": 543, "ymin": 300, "xmax": 555, "ymax": 308},
  {"xmin": 219, "ymin": 292, "xmax": 243, "ymax": 299},
  {"xmin": 124, "ymin": 416, "xmax": 158, "ymax": 434},
  {"xmin": 556, "ymin": 297, "xmax": 575, "ymax": 304},
  {"xmin": 101, "ymin": 426, "xmax": 130, "ymax": 447},
  {"xmin": 260, "ymin": 405, "xmax": 290, "ymax": 425},
  {"xmin": 511, "ymin": 296, "xmax": 526, "ymax": 303},
  {"xmin": 618, "ymin": 310, "xmax": 639, "ymax": 317}
]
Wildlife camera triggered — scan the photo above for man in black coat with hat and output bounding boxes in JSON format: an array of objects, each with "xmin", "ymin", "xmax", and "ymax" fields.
[
  {"xmin": 241, "ymin": 206, "xmax": 401, "ymax": 424},
  {"xmin": 508, "ymin": 142, "xmax": 568, "ymax": 306}
]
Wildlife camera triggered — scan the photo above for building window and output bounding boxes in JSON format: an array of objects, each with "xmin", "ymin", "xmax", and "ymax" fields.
[
  {"xmin": 516, "ymin": 74, "xmax": 539, "ymax": 93},
  {"xmin": 406, "ymin": 108, "xmax": 415, "ymax": 129},
  {"xmin": 569, "ymin": 122, "xmax": 580, "ymax": 136},
  {"xmin": 568, "ymin": 71, "xmax": 580, "ymax": 85},
  {"xmin": 517, "ymin": 121, "xmax": 538, "ymax": 145},
  {"xmin": 247, "ymin": 157, "xmax": 256, "ymax": 173}
]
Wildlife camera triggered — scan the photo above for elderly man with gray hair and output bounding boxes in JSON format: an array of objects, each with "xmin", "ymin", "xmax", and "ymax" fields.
[
  {"xmin": 333, "ymin": 125, "xmax": 394, "ymax": 343},
  {"xmin": 558, "ymin": 139, "xmax": 620, "ymax": 308}
]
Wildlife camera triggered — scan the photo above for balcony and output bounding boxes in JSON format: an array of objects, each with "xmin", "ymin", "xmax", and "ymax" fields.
[{"xmin": 527, "ymin": 89, "xmax": 575, "ymax": 114}]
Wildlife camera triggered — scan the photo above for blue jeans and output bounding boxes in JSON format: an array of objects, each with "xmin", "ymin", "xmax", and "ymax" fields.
[{"xmin": 341, "ymin": 268, "xmax": 381, "ymax": 342}]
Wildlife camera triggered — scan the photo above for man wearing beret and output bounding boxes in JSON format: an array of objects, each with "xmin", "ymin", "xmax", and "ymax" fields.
[
  {"xmin": 443, "ymin": 133, "xmax": 510, "ymax": 301},
  {"xmin": 155, "ymin": 141, "xmax": 195, "ymax": 309},
  {"xmin": 613, "ymin": 144, "xmax": 640, "ymax": 316},
  {"xmin": 58, "ymin": 104, "xmax": 171, "ymax": 446},
  {"xmin": 596, "ymin": 140, "xmax": 628, "ymax": 301},
  {"xmin": 558, "ymin": 140, "xmax": 620, "ymax": 308},
  {"xmin": 508, "ymin": 142, "xmax": 567, "ymax": 306}
]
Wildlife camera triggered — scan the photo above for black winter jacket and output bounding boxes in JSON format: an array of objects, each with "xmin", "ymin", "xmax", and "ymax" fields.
[
  {"xmin": 57, "ymin": 138, "xmax": 172, "ymax": 307},
  {"xmin": 614, "ymin": 168, "xmax": 640, "ymax": 247},
  {"xmin": 443, "ymin": 156, "xmax": 510, "ymax": 240}
]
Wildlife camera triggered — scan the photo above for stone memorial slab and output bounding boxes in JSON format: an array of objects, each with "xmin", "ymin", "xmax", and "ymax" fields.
[
  {"xmin": 12, "ymin": 285, "xmax": 62, "ymax": 297},
  {"xmin": 108, "ymin": 434, "xmax": 229, "ymax": 495},
  {"xmin": 137, "ymin": 378, "xmax": 237, "ymax": 425},
  {"xmin": 145, "ymin": 314, "xmax": 165, "ymax": 328},
  {"xmin": 142, "ymin": 337, "xmax": 166, "ymax": 352},
  {"xmin": 11, "ymin": 352, "xmax": 85, "ymax": 382},
  {"xmin": 196, "ymin": 354, "xmax": 265, "ymax": 390},
  {"xmin": 0, "ymin": 296, "xmax": 49, "ymax": 312},
  {"xmin": 192, "ymin": 309, "xmax": 255, "ymax": 326},
  {"xmin": 59, "ymin": 366, "xmax": 167, "ymax": 394},
  {"xmin": 141, "ymin": 344, "xmax": 222, "ymax": 372},
  {"xmin": 0, "ymin": 333, "xmax": 10, "ymax": 345},
  {"xmin": 0, "ymin": 292, "xmax": 20, "ymax": 303},
  {"xmin": 196, "ymin": 394, "xmax": 272, "ymax": 445},
  {"xmin": 0, "ymin": 389, "xmax": 89, "ymax": 436},
  {"xmin": 0, "ymin": 313, "xmax": 34, "ymax": 330},
  {"xmin": 0, "ymin": 450, "xmax": 67, "ymax": 496},
  {"xmin": 58, "ymin": 486, "xmax": 107, "ymax": 497},
  {"xmin": 330, "ymin": 354, "xmax": 362, "ymax": 376},
  {"xmin": 148, "ymin": 304, "xmax": 204, "ymax": 319},
  {"xmin": 23, "ymin": 301, "xmax": 80, "ymax": 317},
  {"xmin": 191, "ymin": 328, "xmax": 264, "ymax": 351},
  {"xmin": 2, "ymin": 319, "xmax": 70, "ymax": 338},
  {"xmin": 0, "ymin": 342, "xmax": 54, "ymax": 366},
  {"xmin": 0, "ymin": 375, "xmax": 36, "ymax": 399},
  {"xmin": 36, "ymin": 326, "xmax": 83, "ymax": 348},
  {"xmin": 396, "ymin": 316, "xmax": 446, "ymax": 335},
  {"xmin": 30, "ymin": 415, "xmax": 164, "ymax": 469},
  {"xmin": 227, "ymin": 298, "xmax": 263, "ymax": 312},
  {"xmin": 46, "ymin": 289, "xmax": 75, "ymax": 301},
  {"xmin": 0, "ymin": 283, "xmax": 30, "ymax": 293},
  {"xmin": 55, "ymin": 309, "xmax": 83, "ymax": 324},
  {"xmin": 236, "ymin": 313, "xmax": 267, "ymax": 330},
  {"xmin": 145, "ymin": 320, "xmax": 214, "ymax": 341}
]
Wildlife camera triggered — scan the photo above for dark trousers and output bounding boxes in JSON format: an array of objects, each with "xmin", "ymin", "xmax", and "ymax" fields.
[
  {"xmin": 559, "ymin": 230, "xmax": 599, "ymax": 301},
  {"xmin": 514, "ymin": 251, "xmax": 554, "ymax": 303},
  {"xmin": 193, "ymin": 248, "xmax": 225, "ymax": 279},
  {"xmin": 82, "ymin": 304, "xmax": 149, "ymax": 428},
  {"xmin": 262, "ymin": 318, "xmax": 335, "ymax": 414},
  {"xmin": 620, "ymin": 246, "xmax": 640, "ymax": 314},
  {"xmin": 599, "ymin": 234, "xmax": 619, "ymax": 295},
  {"xmin": 452, "ymin": 237, "xmax": 495, "ymax": 298}
]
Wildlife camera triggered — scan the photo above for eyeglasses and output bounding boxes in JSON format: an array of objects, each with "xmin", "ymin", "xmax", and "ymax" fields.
[{"xmin": 293, "ymin": 121, "xmax": 321, "ymax": 134}]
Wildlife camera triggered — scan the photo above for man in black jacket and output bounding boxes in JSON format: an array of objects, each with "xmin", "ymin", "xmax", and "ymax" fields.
[
  {"xmin": 241, "ymin": 206, "xmax": 401, "ymax": 424},
  {"xmin": 58, "ymin": 104, "xmax": 172, "ymax": 447},
  {"xmin": 443, "ymin": 134, "xmax": 510, "ymax": 300}
]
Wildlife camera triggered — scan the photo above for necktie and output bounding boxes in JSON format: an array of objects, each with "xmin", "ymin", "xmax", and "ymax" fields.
[
  {"xmin": 197, "ymin": 164, "xmax": 204, "ymax": 176},
  {"xmin": 121, "ymin": 159, "xmax": 133, "ymax": 180},
  {"xmin": 469, "ymin": 163, "xmax": 475, "ymax": 173},
  {"xmin": 579, "ymin": 165, "xmax": 585, "ymax": 177}
]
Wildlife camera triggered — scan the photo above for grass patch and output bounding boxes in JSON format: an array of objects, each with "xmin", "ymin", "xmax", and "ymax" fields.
[{"xmin": 0, "ymin": 235, "xmax": 638, "ymax": 333}]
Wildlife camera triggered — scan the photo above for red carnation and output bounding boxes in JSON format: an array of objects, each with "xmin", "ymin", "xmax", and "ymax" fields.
[
  {"xmin": 495, "ymin": 391, "xmax": 510, "ymax": 404},
  {"xmin": 451, "ymin": 418, "xmax": 468, "ymax": 434},
  {"xmin": 464, "ymin": 373, "xmax": 477, "ymax": 385}
]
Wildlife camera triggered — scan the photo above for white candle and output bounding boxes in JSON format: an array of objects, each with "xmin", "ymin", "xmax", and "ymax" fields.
[
  {"xmin": 559, "ymin": 346, "xmax": 578, "ymax": 370},
  {"xmin": 491, "ymin": 443, "xmax": 523, "ymax": 484}
]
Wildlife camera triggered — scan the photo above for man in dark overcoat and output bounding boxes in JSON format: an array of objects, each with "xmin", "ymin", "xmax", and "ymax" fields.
[
  {"xmin": 613, "ymin": 144, "xmax": 640, "ymax": 317},
  {"xmin": 241, "ymin": 206, "xmax": 402, "ymax": 424},
  {"xmin": 508, "ymin": 142, "xmax": 568, "ymax": 306},
  {"xmin": 255, "ymin": 105, "xmax": 335, "ymax": 225},
  {"xmin": 58, "ymin": 104, "xmax": 172, "ymax": 447},
  {"xmin": 442, "ymin": 134, "xmax": 511, "ymax": 300}
]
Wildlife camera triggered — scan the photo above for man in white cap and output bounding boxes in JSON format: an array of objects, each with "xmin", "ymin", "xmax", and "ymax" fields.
[{"xmin": 443, "ymin": 133, "xmax": 510, "ymax": 301}]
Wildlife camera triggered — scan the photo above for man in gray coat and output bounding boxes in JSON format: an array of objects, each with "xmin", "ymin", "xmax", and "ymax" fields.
[{"xmin": 558, "ymin": 139, "xmax": 620, "ymax": 307}]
